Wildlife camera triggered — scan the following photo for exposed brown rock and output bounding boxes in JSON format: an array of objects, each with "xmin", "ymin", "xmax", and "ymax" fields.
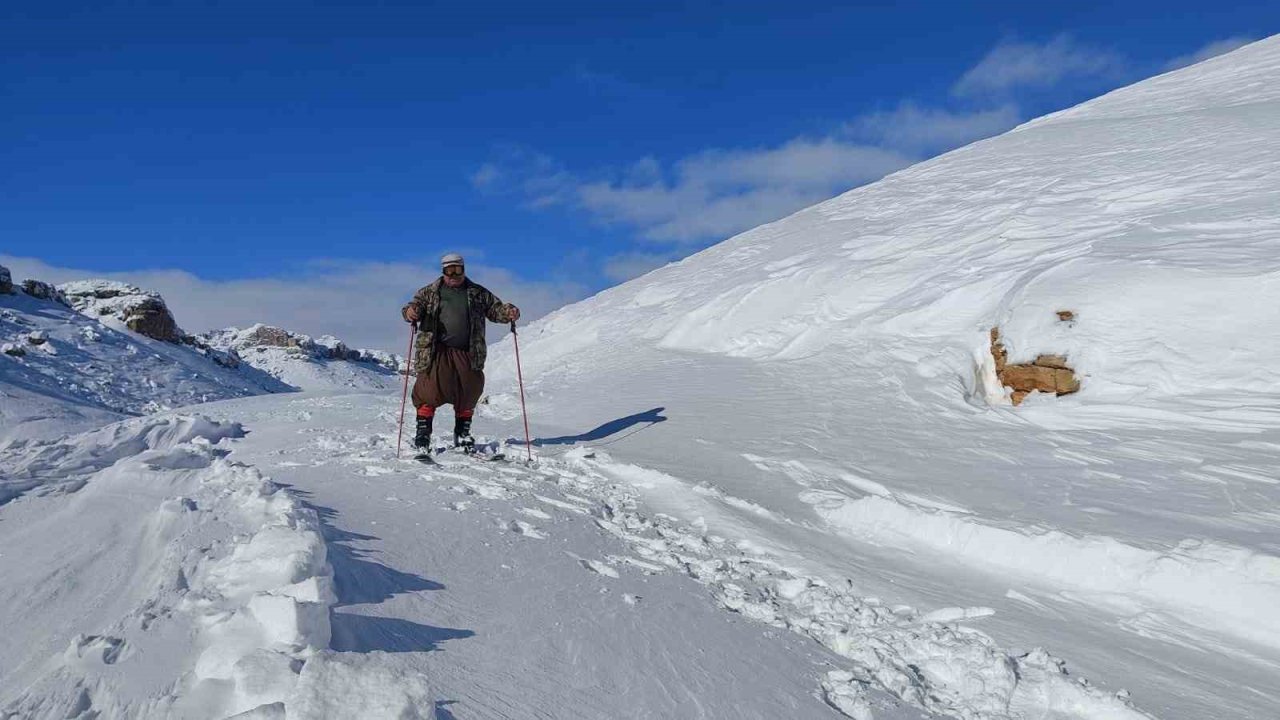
[
  {"xmin": 1034, "ymin": 354, "xmax": 1069, "ymax": 369},
  {"xmin": 59, "ymin": 280, "xmax": 182, "ymax": 343},
  {"xmin": 1057, "ymin": 310, "xmax": 1075, "ymax": 322},
  {"xmin": 990, "ymin": 325, "xmax": 1080, "ymax": 405},
  {"xmin": 0, "ymin": 265, "xmax": 12, "ymax": 295},
  {"xmin": 124, "ymin": 298, "xmax": 181, "ymax": 342},
  {"xmin": 1055, "ymin": 371, "xmax": 1081, "ymax": 395},
  {"xmin": 990, "ymin": 328, "xmax": 1007, "ymax": 373}
]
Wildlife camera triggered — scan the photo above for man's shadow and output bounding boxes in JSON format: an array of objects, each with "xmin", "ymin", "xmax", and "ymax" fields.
[
  {"xmin": 287, "ymin": 487, "xmax": 475, "ymax": 653},
  {"xmin": 512, "ymin": 407, "xmax": 667, "ymax": 447}
]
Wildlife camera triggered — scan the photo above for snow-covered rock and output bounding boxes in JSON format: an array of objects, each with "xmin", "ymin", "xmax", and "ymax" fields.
[
  {"xmin": 198, "ymin": 324, "xmax": 401, "ymax": 392},
  {"xmin": 0, "ymin": 264, "xmax": 12, "ymax": 295},
  {"xmin": 202, "ymin": 324, "xmax": 398, "ymax": 369},
  {"xmin": 60, "ymin": 279, "xmax": 182, "ymax": 342},
  {"xmin": 20, "ymin": 278, "xmax": 64, "ymax": 303}
]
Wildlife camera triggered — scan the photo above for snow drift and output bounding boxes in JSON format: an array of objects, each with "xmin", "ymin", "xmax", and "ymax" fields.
[{"xmin": 0, "ymin": 414, "xmax": 434, "ymax": 719}]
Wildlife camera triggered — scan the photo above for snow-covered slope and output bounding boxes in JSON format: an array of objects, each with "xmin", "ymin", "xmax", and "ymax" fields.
[
  {"xmin": 0, "ymin": 283, "xmax": 289, "ymax": 444},
  {"xmin": 475, "ymin": 36, "xmax": 1280, "ymax": 719},
  {"xmin": 1, "ymin": 274, "xmax": 404, "ymax": 445}
]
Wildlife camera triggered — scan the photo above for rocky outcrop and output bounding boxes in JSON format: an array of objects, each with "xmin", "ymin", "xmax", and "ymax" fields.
[
  {"xmin": 59, "ymin": 280, "xmax": 181, "ymax": 343},
  {"xmin": 20, "ymin": 280, "xmax": 65, "ymax": 304},
  {"xmin": 0, "ymin": 265, "xmax": 12, "ymax": 295},
  {"xmin": 198, "ymin": 324, "xmax": 399, "ymax": 371},
  {"xmin": 178, "ymin": 334, "xmax": 241, "ymax": 369},
  {"xmin": 991, "ymin": 321, "xmax": 1081, "ymax": 406}
]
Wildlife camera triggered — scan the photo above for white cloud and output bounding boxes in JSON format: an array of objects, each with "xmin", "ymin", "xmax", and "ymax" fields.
[
  {"xmin": 470, "ymin": 163, "xmax": 502, "ymax": 189},
  {"xmin": 953, "ymin": 35, "xmax": 1124, "ymax": 97},
  {"xmin": 1164, "ymin": 36, "xmax": 1257, "ymax": 71},
  {"xmin": 0, "ymin": 254, "xmax": 586, "ymax": 354},
  {"xmin": 479, "ymin": 137, "xmax": 914, "ymax": 245},
  {"xmin": 846, "ymin": 103, "xmax": 1021, "ymax": 153}
]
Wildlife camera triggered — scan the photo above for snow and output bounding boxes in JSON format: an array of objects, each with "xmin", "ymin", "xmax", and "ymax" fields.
[
  {"xmin": 3, "ymin": 36, "xmax": 1280, "ymax": 720},
  {"xmin": 472, "ymin": 35, "xmax": 1280, "ymax": 719},
  {"xmin": 0, "ymin": 290, "xmax": 288, "ymax": 444}
]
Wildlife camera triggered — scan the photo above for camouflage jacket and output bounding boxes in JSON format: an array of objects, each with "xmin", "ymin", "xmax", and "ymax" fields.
[{"xmin": 401, "ymin": 278, "xmax": 517, "ymax": 375}]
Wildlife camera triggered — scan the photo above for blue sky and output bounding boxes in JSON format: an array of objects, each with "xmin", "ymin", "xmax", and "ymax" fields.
[{"xmin": 2, "ymin": 1, "xmax": 1275, "ymax": 350}]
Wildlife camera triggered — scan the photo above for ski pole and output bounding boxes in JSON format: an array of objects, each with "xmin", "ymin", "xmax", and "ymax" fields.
[
  {"xmin": 511, "ymin": 321, "xmax": 533, "ymax": 462},
  {"xmin": 396, "ymin": 323, "xmax": 417, "ymax": 459}
]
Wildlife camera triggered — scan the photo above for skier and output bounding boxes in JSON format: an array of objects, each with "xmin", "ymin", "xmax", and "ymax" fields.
[{"xmin": 402, "ymin": 253, "xmax": 520, "ymax": 455}]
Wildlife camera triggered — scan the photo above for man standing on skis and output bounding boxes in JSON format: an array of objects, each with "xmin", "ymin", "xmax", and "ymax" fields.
[{"xmin": 402, "ymin": 253, "xmax": 520, "ymax": 453}]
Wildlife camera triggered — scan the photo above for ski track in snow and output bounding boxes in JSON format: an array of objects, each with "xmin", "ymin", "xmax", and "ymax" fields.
[
  {"xmin": 1, "ymin": 391, "xmax": 1156, "ymax": 718},
  {"xmin": 221, "ymin": 395, "xmax": 1158, "ymax": 718}
]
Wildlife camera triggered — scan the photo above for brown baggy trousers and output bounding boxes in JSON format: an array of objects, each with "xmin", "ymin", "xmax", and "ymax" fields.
[{"xmin": 412, "ymin": 347, "xmax": 485, "ymax": 413}]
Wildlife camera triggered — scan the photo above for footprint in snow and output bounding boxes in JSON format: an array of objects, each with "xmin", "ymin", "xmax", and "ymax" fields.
[{"xmin": 66, "ymin": 635, "xmax": 128, "ymax": 665}]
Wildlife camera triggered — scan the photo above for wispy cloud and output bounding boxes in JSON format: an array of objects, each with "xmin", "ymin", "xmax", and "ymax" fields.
[
  {"xmin": 475, "ymin": 137, "xmax": 916, "ymax": 246},
  {"xmin": 1, "ymin": 255, "xmax": 586, "ymax": 353},
  {"xmin": 475, "ymin": 98, "xmax": 1024, "ymax": 250},
  {"xmin": 579, "ymin": 139, "xmax": 915, "ymax": 242},
  {"xmin": 1164, "ymin": 36, "xmax": 1257, "ymax": 71},
  {"xmin": 477, "ymin": 32, "xmax": 1248, "ymax": 282},
  {"xmin": 844, "ymin": 102, "xmax": 1021, "ymax": 154},
  {"xmin": 953, "ymin": 35, "xmax": 1124, "ymax": 97}
]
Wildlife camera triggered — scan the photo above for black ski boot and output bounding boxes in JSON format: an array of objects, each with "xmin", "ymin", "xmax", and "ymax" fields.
[
  {"xmin": 413, "ymin": 416, "xmax": 433, "ymax": 457},
  {"xmin": 453, "ymin": 415, "xmax": 475, "ymax": 454}
]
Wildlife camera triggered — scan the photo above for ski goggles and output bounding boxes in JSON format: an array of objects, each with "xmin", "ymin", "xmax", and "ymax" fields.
[{"xmin": 443, "ymin": 265, "xmax": 464, "ymax": 277}]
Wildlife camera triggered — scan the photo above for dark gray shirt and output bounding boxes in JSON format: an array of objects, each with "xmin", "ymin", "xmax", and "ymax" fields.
[{"xmin": 437, "ymin": 284, "xmax": 471, "ymax": 350}]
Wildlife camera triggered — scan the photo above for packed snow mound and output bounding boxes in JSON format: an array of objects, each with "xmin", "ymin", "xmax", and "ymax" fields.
[
  {"xmin": 0, "ymin": 414, "xmax": 245, "ymax": 505},
  {"xmin": 517, "ymin": 35, "xmax": 1280, "ymax": 407},
  {"xmin": 0, "ymin": 290, "xmax": 289, "ymax": 444},
  {"xmin": 198, "ymin": 324, "xmax": 401, "ymax": 392},
  {"xmin": 0, "ymin": 414, "xmax": 436, "ymax": 719}
]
